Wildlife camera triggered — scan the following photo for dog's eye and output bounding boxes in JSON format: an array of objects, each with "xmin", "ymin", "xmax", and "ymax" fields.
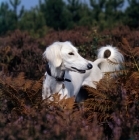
[{"xmin": 68, "ymin": 52, "xmax": 74, "ymax": 55}]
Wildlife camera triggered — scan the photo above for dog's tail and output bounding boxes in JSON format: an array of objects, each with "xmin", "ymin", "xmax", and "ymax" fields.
[{"xmin": 96, "ymin": 45, "xmax": 124, "ymax": 74}]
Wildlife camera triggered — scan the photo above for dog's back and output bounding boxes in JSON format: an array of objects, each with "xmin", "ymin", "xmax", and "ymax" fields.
[{"xmin": 76, "ymin": 45, "xmax": 124, "ymax": 102}]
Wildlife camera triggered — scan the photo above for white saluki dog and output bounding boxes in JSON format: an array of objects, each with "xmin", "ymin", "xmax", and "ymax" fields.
[
  {"xmin": 42, "ymin": 41, "xmax": 92, "ymax": 99},
  {"xmin": 42, "ymin": 41, "xmax": 124, "ymax": 102}
]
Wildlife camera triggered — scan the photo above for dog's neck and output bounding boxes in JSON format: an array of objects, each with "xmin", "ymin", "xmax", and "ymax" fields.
[
  {"xmin": 49, "ymin": 63, "xmax": 65, "ymax": 78},
  {"xmin": 46, "ymin": 63, "xmax": 71, "ymax": 82}
]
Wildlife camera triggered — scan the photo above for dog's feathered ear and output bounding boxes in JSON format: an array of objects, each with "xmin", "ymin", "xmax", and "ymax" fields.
[{"xmin": 43, "ymin": 42, "xmax": 62, "ymax": 67}]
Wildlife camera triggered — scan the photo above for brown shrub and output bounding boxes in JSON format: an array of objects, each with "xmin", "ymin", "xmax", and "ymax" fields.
[{"xmin": 0, "ymin": 26, "xmax": 139, "ymax": 139}]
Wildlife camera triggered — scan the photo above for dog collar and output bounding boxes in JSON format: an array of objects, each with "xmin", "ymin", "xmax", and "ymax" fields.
[{"xmin": 46, "ymin": 63, "xmax": 71, "ymax": 82}]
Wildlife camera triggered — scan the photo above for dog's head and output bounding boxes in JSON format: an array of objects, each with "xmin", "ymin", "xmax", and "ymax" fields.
[{"xmin": 43, "ymin": 41, "xmax": 92, "ymax": 73}]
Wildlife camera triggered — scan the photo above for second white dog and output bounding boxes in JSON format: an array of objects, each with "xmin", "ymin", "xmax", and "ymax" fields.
[{"xmin": 42, "ymin": 41, "xmax": 124, "ymax": 102}]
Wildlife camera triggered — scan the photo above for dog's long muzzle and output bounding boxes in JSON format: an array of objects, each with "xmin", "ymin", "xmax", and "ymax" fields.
[
  {"xmin": 87, "ymin": 63, "xmax": 92, "ymax": 69},
  {"xmin": 71, "ymin": 63, "xmax": 93, "ymax": 73}
]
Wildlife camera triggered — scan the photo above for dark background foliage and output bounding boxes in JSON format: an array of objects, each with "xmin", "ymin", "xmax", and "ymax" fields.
[{"xmin": 0, "ymin": 0, "xmax": 139, "ymax": 36}]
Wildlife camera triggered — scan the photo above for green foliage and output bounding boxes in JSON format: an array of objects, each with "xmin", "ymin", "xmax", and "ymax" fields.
[
  {"xmin": 78, "ymin": 4, "xmax": 92, "ymax": 27},
  {"xmin": 0, "ymin": 0, "xmax": 24, "ymax": 35},
  {"xmin": 90, "ymin": 0, "xmax": 105, "ymax": 21},
  {"xmin": 0, "ymin": 0, "xmax": 139, "ymax": 36},
  {"xmin": 0, "ymin": 2, "xmax": 15, "ymax": 34},
  {"xmin": 39, "ymin": 0, "xmax": 70, "ymax": 30},
  {"xmin": 90, "ymin": 0, "xmax": 125, "ymax": 30},
  {"xmin": 66, "ymin": 0, "xmax": 81, "ymax": 27},
  {"xmin": 124, "ymin": 0, "xmax": 139, "ymax": 28},
  {"xmin": 9, "ymin": 0, "xmax": 24, "ymax": 19},
  {"xmin": 19, "ymin": 8, "xmax": 48, "ymax": 37}
]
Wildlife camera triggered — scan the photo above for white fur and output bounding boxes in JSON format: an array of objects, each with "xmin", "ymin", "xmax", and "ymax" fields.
[
  {"xmin": 97, "ymin": 45, "xmax": 124, "ymax": 73},
  {"xmin": 42, "ymin": 41, "xmax": 92, "ymax": 100},
  {"xmin": 42, "ymin": 43, "xmax": 124, "ymax": 101}
]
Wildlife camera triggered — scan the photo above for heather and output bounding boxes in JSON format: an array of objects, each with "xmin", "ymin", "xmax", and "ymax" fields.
[{"xmin": 0, "ymin": 26, "xmax": 139, "ymax": 139}]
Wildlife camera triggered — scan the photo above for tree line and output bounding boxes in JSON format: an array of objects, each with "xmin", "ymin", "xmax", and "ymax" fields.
[{"xmin": 0, "ymin": 0, "xmax": 139, "ymax": 37}]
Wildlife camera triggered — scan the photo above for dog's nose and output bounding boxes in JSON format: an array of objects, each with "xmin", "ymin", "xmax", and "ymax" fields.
[{"xmin": 87, "ymin": 63, "xmax": 92, "ymax": 69}]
